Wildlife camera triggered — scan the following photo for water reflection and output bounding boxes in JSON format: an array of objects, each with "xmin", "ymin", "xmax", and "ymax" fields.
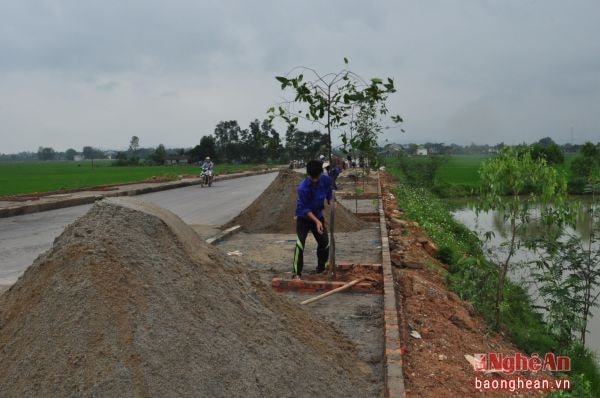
[
  {"xmin": 451, "ymin": 197, "xmax": 593, "ymax": 242},
  {"xmin": 451, "ymin": 197, "xmax": 599, "ymax": 354}
]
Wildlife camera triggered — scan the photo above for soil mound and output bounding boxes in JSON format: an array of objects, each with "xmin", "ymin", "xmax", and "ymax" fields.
[
  {"xmin": 226, "ymin": 170, "xmax": 366, "ymax": 233},
  {"xmin": 0, "ymin": 198, "xmax": 377, "ymax": 397}
]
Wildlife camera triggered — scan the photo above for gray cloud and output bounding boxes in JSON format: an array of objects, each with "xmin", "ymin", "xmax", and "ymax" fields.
[{"xmin": 1, "ymin": 0, "xmax": 599, "ymax": 153}]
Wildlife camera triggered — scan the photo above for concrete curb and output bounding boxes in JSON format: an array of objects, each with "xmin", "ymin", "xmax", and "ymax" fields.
[
  {"xmin": 378, "ymin": 172, "xmax": 407, "ymax": 398},
  {"xmin": 0, "ymin": 168, "xmax": 280, "ymax": 219},
  {"xmin": 339, "ymin": 192, "xmax": 379, "ymax": 199}
]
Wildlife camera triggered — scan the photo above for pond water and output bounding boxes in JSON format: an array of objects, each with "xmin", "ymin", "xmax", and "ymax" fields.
[{"xmin": 450, "ymin": 197, "xmax": 600, "ymax": 356}]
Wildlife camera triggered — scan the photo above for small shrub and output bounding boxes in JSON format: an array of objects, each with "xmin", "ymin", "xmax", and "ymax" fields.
[{"xmin": 436, "ymin": 245, "xmax": 456, "ymax": 265}]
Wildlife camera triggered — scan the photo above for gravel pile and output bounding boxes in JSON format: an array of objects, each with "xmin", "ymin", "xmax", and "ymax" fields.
[
  {"xmin": 226, "ymin": 170, "xmax": 366, "ymax": 233},
  {"xmin": 0, "ymin": 198, "xmax": 377, "ymax": 397}
]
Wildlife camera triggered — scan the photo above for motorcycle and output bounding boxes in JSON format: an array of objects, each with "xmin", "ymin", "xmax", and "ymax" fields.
[{"xmin": 200, "ymin": 169, "xmax": 213, "ymax": 187}]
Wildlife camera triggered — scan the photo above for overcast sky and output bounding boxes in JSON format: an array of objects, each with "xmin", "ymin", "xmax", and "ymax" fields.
[{"xmin": 1, "ymin": 0, "xmax": 599, "ymax": 153}]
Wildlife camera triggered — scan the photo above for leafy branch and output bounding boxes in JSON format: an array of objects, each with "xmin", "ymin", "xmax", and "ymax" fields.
[{"xmin": 267, "ymin": 58, "xmax": 403, "ymax": 162}]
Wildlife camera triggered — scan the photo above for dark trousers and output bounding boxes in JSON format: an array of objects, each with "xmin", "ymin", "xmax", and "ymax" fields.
[{"xmin": 292, "ymin": 216, "xmax": 329, "ymax": 276}]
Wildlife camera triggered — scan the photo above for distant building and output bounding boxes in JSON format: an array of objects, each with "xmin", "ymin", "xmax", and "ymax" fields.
[
  {"xmin": 165, "ymin": 155, "xmax": 189, "ymax": 165},
  {"xmin": 378, "ymin": 143, "xmax": 404, "ymax": 158},
  {"xmin": 73, "ymin": 155, "xmax": 84, "ymax": 161},
  {"xmin": 104, "ymin": 150, "xmax": 117, "ymax": 160},
  {"xmin": 416, "ymin": 147, "xmax": 428, "ymax": 156}
]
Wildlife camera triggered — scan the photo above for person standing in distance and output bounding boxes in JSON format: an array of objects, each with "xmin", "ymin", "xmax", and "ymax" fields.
[{"xmin": 292, "ymin": 160, "xmax": 331, "ymax": 279}]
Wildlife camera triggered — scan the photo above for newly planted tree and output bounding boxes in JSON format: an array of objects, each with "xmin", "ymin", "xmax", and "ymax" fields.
[
  {"xmin": 267, "ymin": 58, "xmax": 403, "ymax": 162},
  {"xmin": 351, "ymin": 102, "xmax": 382, "ymax": 164},
  {"xmin": 268, "ymin": 59, "xmax": 403, "ymax": 275},
  {"xmin": 476, "ymin": 147, "xmax": 568, "ymax": 329}
]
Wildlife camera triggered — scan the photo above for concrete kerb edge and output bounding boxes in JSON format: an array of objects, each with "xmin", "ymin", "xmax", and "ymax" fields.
[
  {"xmin": 378, "ymin": 172, "xmax": 407, "ymax": 398},
  {"xmin": 0, "ymin": 168, "xmax": 281, "ymax": 219}
]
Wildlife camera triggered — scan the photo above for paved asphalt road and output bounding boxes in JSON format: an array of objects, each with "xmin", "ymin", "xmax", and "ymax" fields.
[{"xmin": 0, "ymin": 172, "xmax": 278, "ymax": 285}]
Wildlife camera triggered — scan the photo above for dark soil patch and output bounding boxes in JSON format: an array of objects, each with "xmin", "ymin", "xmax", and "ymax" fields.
[
  {"xmin": 226, "ymin": 170, "xmax": 366, "ymax": 233},
  {"xmin": 0, "ymin": 198, "xmax": 378, "ymax": 397}
]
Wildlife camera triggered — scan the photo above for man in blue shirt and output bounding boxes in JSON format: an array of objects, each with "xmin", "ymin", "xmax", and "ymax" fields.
[{"xmin": 292, "ymin": 160, "xmax": 332, "ymax": 279}]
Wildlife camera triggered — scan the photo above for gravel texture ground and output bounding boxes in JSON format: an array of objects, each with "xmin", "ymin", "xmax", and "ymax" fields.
[
  {"xmin": 218, "ymin": 226, "xmax": 385, "ymax": 394},
  {"xmin": 0, "ymin": 198, "xmax": 378, "ymax": 397}
]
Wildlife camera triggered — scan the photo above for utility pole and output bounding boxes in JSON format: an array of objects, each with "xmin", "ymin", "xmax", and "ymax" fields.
[{"xmin": 570, "ymin": 126, "xmax": 574, "ymax": 144}]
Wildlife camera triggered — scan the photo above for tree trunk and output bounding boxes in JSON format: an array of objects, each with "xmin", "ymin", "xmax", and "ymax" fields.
[
  {"xmin": 582, "ymin": 194, "xmax": 596, "ymax": 347},
  {"xmin": 581, "ymin": 281, "xmax": 591, "ymax": 347},
  {"xmin": 330, "ymin": 191, "xmax": 336, "ymax": 278},
  {"xmin": 326, "ymin": 88, "xmax": 336, "ymax": 277},
  {"xmin": 495, "ymin": 220, "xmax": 517, "ymax": 330},
  {"xmin": 494, "ymin": 262, "xmax": 508, "ymax": 330}
]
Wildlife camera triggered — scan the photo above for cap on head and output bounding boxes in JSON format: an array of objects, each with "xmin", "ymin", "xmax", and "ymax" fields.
[
  {"xmin": 319, "ymin": 154, "xmax": 325, "ymax": 161},
  {"xmin": 306, "ymin": 160, "xmax": 323, "ymax": 178}
]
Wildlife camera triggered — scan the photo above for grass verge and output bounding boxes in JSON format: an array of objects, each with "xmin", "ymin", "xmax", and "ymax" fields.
[{"xmin": 385, "ymin": 161, "xmax": 600, "ymax": 397}]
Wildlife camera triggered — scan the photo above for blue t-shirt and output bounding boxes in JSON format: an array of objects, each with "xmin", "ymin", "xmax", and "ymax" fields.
[
  {"xmin": 330, "ymin": 166, "xmax": 340, "ymax": 178},
  {"xmin": 295, "ymin": 175, "xmax": 332, "ymax": 220}
]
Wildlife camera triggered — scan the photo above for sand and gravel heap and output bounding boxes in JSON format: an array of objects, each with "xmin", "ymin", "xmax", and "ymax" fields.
[
  {"xmin": 0, "ymin": 198, "xmax": 377, "ymax": 397},
  {"xmin": 226, "ymin": 169, "xmax": 366, "ymax": 233}
]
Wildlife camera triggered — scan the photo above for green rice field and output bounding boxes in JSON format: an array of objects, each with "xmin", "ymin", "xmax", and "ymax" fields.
[
  {"xmin": 435, "ymin": 153, "xmax": 575, "ymax": 186},
  {"xmin": 434, "ymin": 155, "xmax": 491, "ymax": 187},
  {"xmin": 0, "ymin": 161, "xmax": 267, "ymax": 197}
]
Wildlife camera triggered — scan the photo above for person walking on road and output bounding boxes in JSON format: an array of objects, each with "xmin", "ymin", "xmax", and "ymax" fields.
[{"xmin": 292, "ymin": 160, "xmax": 331, "ymax": 279}]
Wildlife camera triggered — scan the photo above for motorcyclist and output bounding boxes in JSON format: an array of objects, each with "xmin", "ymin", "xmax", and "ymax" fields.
[
  {"xmin": 200, "ymin": 156, "xmax": 214, "ymax": 186},
  {"xmin": 201, "ymin": 157, "xmax": 214, "ymax": 173}
]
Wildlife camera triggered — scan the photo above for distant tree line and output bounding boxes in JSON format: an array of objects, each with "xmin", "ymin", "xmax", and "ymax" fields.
[
  {"xmin": 384, "ymin": 136, "xmax": 599, "ymax": 195},
  {"xmin": 6, "ymin": 133, "xmax": 597, "ymax": 194},
  {"xmin": 184, "ymin": 119, "xmax": 327, "ymax": 164},
  {"xmin": 112, "ymin": 119, "xmax": 329, "ymax": 166},
  {"xmin": 569, "ymin": 141, "xmax": 600, "ymax": 193},
  {"xmin": 380, "ymin": 137, "xmax": 586, "ymax": 157}
]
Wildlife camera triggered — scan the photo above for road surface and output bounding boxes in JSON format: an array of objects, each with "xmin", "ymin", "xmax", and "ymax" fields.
[{"xmin": 0, "ymin": 172, "xmax": 277, "ymax": 285}]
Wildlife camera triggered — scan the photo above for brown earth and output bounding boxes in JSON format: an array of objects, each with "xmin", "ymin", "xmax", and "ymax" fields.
[
  {"xmin": 225, "ymin": 170, "xmax": 366, "ymax": 233},
  {"xmin": 0, "ymin": 197, "xmax": 378, "ymax": 397},
  {"xmin": 380, "ymin": 172, "xmax": 553, "ymax": 397}
]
